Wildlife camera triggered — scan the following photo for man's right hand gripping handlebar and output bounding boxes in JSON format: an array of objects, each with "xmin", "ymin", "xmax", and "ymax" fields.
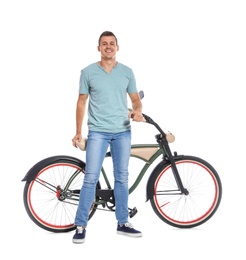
[{"xmin": 128, "ymin": 109, "xmax": 145, "ymax": 122}]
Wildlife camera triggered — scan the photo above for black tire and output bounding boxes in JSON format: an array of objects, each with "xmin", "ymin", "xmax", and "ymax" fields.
[
  {"xmin": 23, "ymin": 158, "xmax": 100, "ymax": 232},
  {"xmin": 150, "ymin": 156, "xmax": 222, "ymax": 228}
]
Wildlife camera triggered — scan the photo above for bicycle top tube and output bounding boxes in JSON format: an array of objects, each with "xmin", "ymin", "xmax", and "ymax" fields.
[{"xmin": 130, "ymin": 144, "xmax": 160, "ymax": 162}]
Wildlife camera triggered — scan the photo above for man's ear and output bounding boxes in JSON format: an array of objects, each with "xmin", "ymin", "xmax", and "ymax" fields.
[{"xmin": 97, "ymin": 46, "xmax": 100, "ymax": 52}]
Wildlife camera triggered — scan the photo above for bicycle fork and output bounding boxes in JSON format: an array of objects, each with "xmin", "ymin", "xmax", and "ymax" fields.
[{"xmin": 159, "ymin": 136, "xmax": 189, "ymax": 195}]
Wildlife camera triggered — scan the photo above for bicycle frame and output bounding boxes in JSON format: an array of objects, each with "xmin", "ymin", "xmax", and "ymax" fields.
[
  {"xmin": 91, "ymin": 111, "xmax": 189, "ymax": 209},
  {"xmin": 99, "ymin": 143, "xmax": 187, "ymax": 205},
  {"xmin": 102, "ymin": 144, "xmax": 162, "ymax": 194}
]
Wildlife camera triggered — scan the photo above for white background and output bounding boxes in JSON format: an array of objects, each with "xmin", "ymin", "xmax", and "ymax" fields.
[{"xmin": 1, "ymin": 0, "xmax": 245, "ymax": 259}]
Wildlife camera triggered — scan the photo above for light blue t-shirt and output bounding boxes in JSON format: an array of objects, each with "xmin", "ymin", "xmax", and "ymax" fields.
[{"xmin": 79, "ymin": 62, "xmax": 138, "ymax": 133}]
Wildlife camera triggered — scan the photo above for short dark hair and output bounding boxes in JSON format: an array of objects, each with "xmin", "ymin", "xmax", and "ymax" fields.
[{"xmin": 98, "ymin": 31, "xmax": 118, "ymax": 46}]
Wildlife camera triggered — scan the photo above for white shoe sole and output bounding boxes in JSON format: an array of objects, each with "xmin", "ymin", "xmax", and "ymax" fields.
[
  {"xmin": 72, "ymin": 238, "xmax": 85, "ymax": 244},
  {"xmin": 117, "ymin": 231, "xmax": 142, "ymax": 237}
]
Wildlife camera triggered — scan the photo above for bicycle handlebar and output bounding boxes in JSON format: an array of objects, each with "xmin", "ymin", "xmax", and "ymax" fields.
[
  {"xmin": 130, "ymin": 90, "xmax": 175, "ymax": 143},
  {"xmin": 130, "ymin": 111, "xmax": 175, "ymax": 143}
]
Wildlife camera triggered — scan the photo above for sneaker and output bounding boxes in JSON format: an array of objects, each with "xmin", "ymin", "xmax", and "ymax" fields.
[
  {"xmin": 72, "ymin": 226, "xmax": 86, "ymax": 244},
  {"xmin": 117, "ymin": 222, "xmax": 142, "ymax": 237}
]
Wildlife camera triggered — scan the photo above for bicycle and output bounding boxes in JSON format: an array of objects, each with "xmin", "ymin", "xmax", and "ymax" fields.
[{"xmin": 22, "ymin": 91, "xmax": 222, "ymax": 232}]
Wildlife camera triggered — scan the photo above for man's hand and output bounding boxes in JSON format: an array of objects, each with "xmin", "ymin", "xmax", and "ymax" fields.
[
  {"xmin": 128, "ymin": 110, "xmax": 145, "ymax": 122},
  {"xmin": 72, "ymin": 134, "xmax": 82, "ymax": 148}
]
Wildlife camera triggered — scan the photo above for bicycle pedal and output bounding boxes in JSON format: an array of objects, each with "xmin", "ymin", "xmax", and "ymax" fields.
[{"xmin": 129, "ymin": 207, "xmax": 138, "ymax": 218}]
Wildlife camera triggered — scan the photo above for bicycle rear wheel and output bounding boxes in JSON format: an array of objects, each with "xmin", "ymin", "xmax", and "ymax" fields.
[
  {"xmin": 150, "ymin": 155, "xmax": 222, "ymax": 228},
  {"xmin": 23, "ymin": 158, "xmax": 99, "ymax": 232}
]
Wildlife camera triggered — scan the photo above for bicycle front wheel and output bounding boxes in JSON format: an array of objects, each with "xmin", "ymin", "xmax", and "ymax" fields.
[
  {"xmin": 149, "ymin": 155, "xmax": 222, "ymax": 228},
  {"xmin": 23, "ymin": 158, "xmax": 99, "ymax": 233}
]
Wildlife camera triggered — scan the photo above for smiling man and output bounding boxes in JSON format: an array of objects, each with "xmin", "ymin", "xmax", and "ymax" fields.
[{"xmin": 71, "ymin": 31, "xmax": 143, "ymax": 244}]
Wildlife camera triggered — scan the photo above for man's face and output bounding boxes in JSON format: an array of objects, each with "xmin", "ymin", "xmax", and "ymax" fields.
[{"xmin": 98, "ymin": 36, "xmax": 119, "ymax": 59}]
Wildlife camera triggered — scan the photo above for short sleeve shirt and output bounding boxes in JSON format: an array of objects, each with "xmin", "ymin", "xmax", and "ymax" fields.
[{"xmin": 79, "ymin": 62, "xmax": 138, "ymax": 133}]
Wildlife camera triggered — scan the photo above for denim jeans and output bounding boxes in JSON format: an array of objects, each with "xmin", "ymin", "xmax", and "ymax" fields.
[{"xmin": 74, "ymin": 130, "xmax": 131, "ymax": 227}]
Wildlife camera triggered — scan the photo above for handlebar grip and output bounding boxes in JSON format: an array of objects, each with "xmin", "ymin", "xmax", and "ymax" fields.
[{"xmin": 131, "ymin": 113, "xmax": 146, "ymax": 122}]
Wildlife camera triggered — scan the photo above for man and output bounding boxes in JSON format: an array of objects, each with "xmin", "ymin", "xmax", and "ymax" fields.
[{"xmin": 72, "ymin": 31, "xmax": 143, "ymax": 244}]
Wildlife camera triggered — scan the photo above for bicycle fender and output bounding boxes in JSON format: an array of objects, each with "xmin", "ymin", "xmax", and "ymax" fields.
[
  {"xmin": 21, "ymin": 155, "xmax": 85, "ymax": 182},
  {"xmin": 146, "ymin": 154, "xmax": 184, "ymax": 201}
]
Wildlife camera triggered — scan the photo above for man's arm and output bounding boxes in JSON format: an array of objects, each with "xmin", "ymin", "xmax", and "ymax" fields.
[
  {"xmin": 72, "ymin": 94, "xmax": 88, "ymax": 147},
  {"xmin": 128, "ymin": 92, "xmax": 143, "ymax": 122}
]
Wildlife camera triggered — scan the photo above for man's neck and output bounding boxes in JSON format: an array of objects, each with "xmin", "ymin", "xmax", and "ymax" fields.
[{"xmin": 99, "ymin": 59, "xmax": 117, "ymax": 73}]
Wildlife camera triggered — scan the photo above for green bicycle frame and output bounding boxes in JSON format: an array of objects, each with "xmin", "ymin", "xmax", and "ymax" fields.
[{"xmin": 101, "ymin": 144, "xmax": 163, "ymax": 194}]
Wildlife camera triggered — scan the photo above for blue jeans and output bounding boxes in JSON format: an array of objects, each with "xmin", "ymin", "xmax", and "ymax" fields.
[{"xmin": 74, "ymin": 130, "xmax": 131, "ymax": 227}]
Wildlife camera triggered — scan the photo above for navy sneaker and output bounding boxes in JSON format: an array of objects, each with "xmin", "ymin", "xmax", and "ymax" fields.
[
  {"xmin": 117, "ymin": 222, "xmax": 142, "ymax": 237},
  {"xmin": 72, "ymin": 226, "xmax": 86, "ymax": 244}
]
